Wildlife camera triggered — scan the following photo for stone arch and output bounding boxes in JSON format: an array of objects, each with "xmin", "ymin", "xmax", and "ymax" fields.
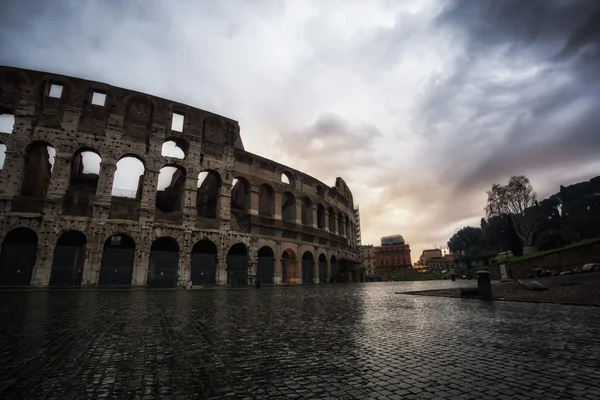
[
  {"xmin": 282, "ymin": 248, "xmax": 297, "ymax": 284},
  {"xmin": 112, "ymin": 154, "xmax": 145, "ymax": 199},
  {"xmin": 316, "ymin": 185, "xmax": 325, "ymax": 198},
  {"xmin": 20, "ymin": 141, "xmax": 56, "ymax": 198},
  {"xmin": 156, "ymin": 163, "xmax": 187, "ymax": 214},
  {"xmin": 0, "ymin": 227, "xmax": 37, "ymax": 286},
  {"xmin": 317, "ymin": 203, "xmax": 325, "ymax": 229},
  {"xmin": 161, "ymin": 136, "xmax": 188, "ymax": 159},
  {"xmin": 49, "ymin": 230, "xmax": 87, "ymax": 287},
  {"xmin": 98, "ymin": 234, "xmax": 135, "ymax": 286},
  {"xmin": 257, "ymin": 246, "xmax": 275, "ymax": 284},
  {"xmin": 281, "ymin": 171, "xmax": 295, "ymax": 186},
  {"xmin": 197, "ymin": 170, "xmax": 221, "ymax": 218},
  {"xmin": 282, "ymin": 191, "xmax": 296, "ymax": 222},
  {"xmin": 148, "ymin": 237, "xmax": 179, "ymax": 287},
  {"xmin": 231, "ymin": 176, "xmax": 250, "ymax": 211},
  {"xmin": 259, "ymin": 184, "xmax": 275, "ymax": 217},
  {"xmin": 301, "ymin": 251, "xmax": 315, "ymax": 284},
  {"xmin": 330, "ymin": 255, "xmax": 339, "ymax": 283},
  {"xmin": 63, "ymin": 147, "xmax": 102, "ymax": 216},
  {"xmin": 190, "ymin": 239, "xmax": 218, "ymax": 285},
  {"xmin": 318, "ymin": 253, "xmax": 327, "ymax": 284},
  {"xmin": 226, "ymin": 243, "xmax": 248, "ymax": 285},
  {"xmin": 328, "ymin": 207, "xmax": 337, "ymax": 233},
  {"xmin": 301, "ymin": 197, "xmax": 313, "ymax": 226}
]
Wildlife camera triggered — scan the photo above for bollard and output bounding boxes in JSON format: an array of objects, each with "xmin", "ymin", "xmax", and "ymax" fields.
[{"xmin": 476, "ymin": 270, "xmax": 492, "ymax": 298}]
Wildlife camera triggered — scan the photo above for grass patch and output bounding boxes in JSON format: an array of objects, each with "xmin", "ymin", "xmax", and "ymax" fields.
[{"xmin": 492, "ymin": 238, "xmax": 600, "ymax": 264}]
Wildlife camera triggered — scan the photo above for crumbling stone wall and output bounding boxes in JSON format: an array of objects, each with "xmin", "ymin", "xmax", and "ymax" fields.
[{"xmin": 0, "ymin": 66, "xmax": 360, "ymax": 287}]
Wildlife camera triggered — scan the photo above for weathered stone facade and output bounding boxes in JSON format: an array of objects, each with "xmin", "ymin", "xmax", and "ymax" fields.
[{"xmin": 0, "ymin": 66, "xmax": 360, "ymax": 287}]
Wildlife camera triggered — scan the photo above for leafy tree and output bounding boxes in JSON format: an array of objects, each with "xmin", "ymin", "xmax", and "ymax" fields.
[
  {"xmin": 535, "ymin": 229, "xmax": 565, "ymax": 251},
  {"xmin": 448, "ymin": 226, "xmax": 484, "ymax": 268},
  {"xmin": 485, "ymin": 175, "xmax": 538, "ymax": 247},
  {"xmin": 507, "ymin": 215, "xmax": 524, "ymax": 257}
]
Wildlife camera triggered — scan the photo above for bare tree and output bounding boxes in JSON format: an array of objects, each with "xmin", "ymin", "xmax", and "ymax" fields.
[{"xmin": 485, "ymin": 175, "xmax": 538, "ymax": 247}]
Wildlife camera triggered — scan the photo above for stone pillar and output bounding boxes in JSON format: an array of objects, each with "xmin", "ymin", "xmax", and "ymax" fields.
[
  {"xmin": 313, "ymin": 260, "xmax": 320, "ymax": 284},
  {"xmin": 249, "ymin": 186, "xmax": 259, "ymax": 215},
  {"xmin": 294, "ymin": 199, "xmax": 303, "ymax": 225},
  {"xmin": 82, "ymin": 241, "xmax": 102, "ymax": 286},
  {"xmin": 132, "ymin": 247, "xmax": 149, "ymax": 286},
  {"xmin": 218, "ymin": 180, "xmax": 232, "ymax": 228},
  {"xmin": 182, "ymin": 176, "xmax": 198, "ymax": 227},
  {"xmin": 93, "ymin": 160, "xmax": 116, "ymax": 220},
  {"xmin": 30, "ymin": 242, "xmax": 54, "ymax": 287},
  {"xmin": 312, "ymin": 205, "xmax": 318, "ymax": 228},
  {"xmin": 274, "ymin": 193, "xmax": 282, "ymax": 220},
  {"xmin": 139, "ymin": 168, "xmax": 159, "ymax": 222},
  {"xmin": 324, "ymin": 209, "xmax": 330, "ymax": 232},
  {"xmin": 0, "ymin": 149, "xmax": 25, "ymax": 197},
  {"xmin": 178, "ymin": 251, "xmax": 191, "ymax": 286},
  {"xmin": 45, "ymin": 152, "xmax": 71, "ymax": 200},
  {"xmin": 216, "ymin": 251, "xmax": 227, "ymax": 285}
]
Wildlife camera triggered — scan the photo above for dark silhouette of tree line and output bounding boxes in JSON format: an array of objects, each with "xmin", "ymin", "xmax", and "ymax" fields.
[{"xmin": 447, "ymin": 174, "xmax": 600, "ymax": 269}]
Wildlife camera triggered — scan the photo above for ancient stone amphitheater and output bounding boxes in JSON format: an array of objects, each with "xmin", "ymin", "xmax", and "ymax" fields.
[{"xmin": 0, "ymin": 66, "xmax": 362, "ymax": 287}]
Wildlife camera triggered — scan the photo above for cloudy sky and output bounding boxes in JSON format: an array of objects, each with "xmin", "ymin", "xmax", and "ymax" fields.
[{"xmin": 1, "ymin": 0, "xmax": 599, "ymax": 259}]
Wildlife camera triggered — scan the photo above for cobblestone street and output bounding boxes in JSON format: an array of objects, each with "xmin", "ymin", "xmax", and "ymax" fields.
[{"xmin": 1, "ymin": 283, "xmax": 599, "ymax": 399}]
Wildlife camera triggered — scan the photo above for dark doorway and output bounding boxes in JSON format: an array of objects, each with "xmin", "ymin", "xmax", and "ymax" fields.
[
  {"xmin": 282, "ymin": 248, "xmax": 297, "ymax": 284},
  {"xmin": 226, "ymin": 243, "xmax": 248, "ymax": 285},
  {"xmin": 318, "ymin": 253, "xmax": 327, "ymax": 283},
  {"xmin": 148, "ymin": 237, "xmax": 179, "ymax": 287},
  {"xmin": 49, "ymin": 231, "xmax": 86, "ymax": 286},
  {"xmin": 99, "ymin": 234, "xmax": 135, "ymax": 286},
  {"xmin": 191, "ymin": 239, "xmax": 217, "ymax": 285},
  {"xmin": 302, "ymin": 251, "xmax": 314, "ymax": 284},
  {"xmin": 0, "ymin": 228, "xmax": 37, "ymax": 286},
  {"xmin": 257, "ymin": 246, "xmax": 275, "ymax": 284}
]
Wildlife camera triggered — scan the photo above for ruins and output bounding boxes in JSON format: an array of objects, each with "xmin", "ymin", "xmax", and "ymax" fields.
[{"xmin": 0, "ymin": 66, "xmax": 361, "ymax": 286}]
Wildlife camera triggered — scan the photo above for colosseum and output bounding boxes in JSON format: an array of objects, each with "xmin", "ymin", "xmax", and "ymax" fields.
[{"xmin": 0, "ymin": 66, "xmax": 362, "ymax": 287}]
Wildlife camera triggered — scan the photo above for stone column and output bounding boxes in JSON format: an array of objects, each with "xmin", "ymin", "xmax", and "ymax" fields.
[
  {"xmin": 178, "ymin": 251, "xmax": 191, "ymax": 286},
  {"xmin": 249, "ymin": 186, "xmax": 259, "ymax": 215},
  {"xmin": 324, "ymin": 209, "xmax": 330, "ymax": 232},
  {"xmin": 217, "ymin": 180, "xmax": 232, "ymax": 228},
  {"xmin": 313, "ymin": 260, "xmax": 320, "ymax": 284},
  {"xmin": 294, "ymin": 199, "xmax": 303, "ymax": 225},
  {"xmin": 216, "ymin": 251, "xmax": 227, "ymax": 285},
  {"xmin": 139, "ymin": 168, "xmax": 159, "ymax": 222},
  {"xmin": 132, "ymin": 248, "xmax": 149, "ymax": 286},
  {"xmin": 312, "ymin": 205, "xmax": 318, "ymax": 229},
  {"xmin": 274, "ymin": 193, "xmax": 282, "ymax": 220},
  {"xmin": 82, "ymin": 241, "xmax": 103, "ymax": 286},
  {"xmin": 30, "ymin": 242, "xmax": 54, "ymax": 287},
  {"xmin": 182, "ymin": 176, "xmax": 198, "ymax": 227},
  {"xmin": 93, "ymin": 160, "xmax": 116, "ymax": 220},
  {"xmin": 0, "ymin": 149, "xmax": 25, "ymax": 198},
  {"xmin": 45, "ymin": 152, "xmax": 71, "ymax": 200}
]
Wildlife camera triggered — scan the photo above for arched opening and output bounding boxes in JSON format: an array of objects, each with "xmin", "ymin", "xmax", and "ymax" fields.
[
  {"xmin": 49, "ymin": 230, "xmax": 86, "ymax": 286},
  {"xmin": 190, "ymin": 239, "xmax": 217, "ymax": 285},
  {"xmin": 317, "ymin": 204, "xmax": 325, "ymax": 229},
  {"xmin": 161, "ymin": 137, "xmax": 188, "ymax": 159},
  {"xmin": 197, "ymin": 170, "xmax": 221, "ymax": 218},
  {"xmin": 226, "ymin": 243, "xmax": 248, "ymax": 285},
  {"xmin": 148, "ymin": 237, "xmax": 179, "ymax": 287},
  {"xmin": 0, "ymin": 228, "xmax": 37, "ymax": 286},
  {"xmin": 281, "ymin": 171, "xmax": 294, "ymax": 185},
  {"xmin": 21, "ymin": 141, "xmax": 56, "ymax": 198},
  {"xmin": 328, "ymin": 207, "xmax": 337, "ymax": 233},
  {"xmin": 112, "ymin": 155, "xmax": 145, "ymax": 199},
  {"xmin": 330, "ymin": 255, "xmax": 339, "ymax": 283},
  {"xmin": 0, "ymin": 140, "xmax": 6, "ymax": 170},
  {"xmin": 0, "ymin": 111, "xmax": 15, "ymax": 134},
  {"xmin": 259, "ymin": 184, "xmax": 275, "ymax": 217},
  {"xmin": 318, "ymin": 253, "xmax": 327, "ymax": 284},
  {"xmin": 302, "ymin": 197, "xmax": 313, "ymax": 226},
  {"xmin": 301, "ymin": 251, "xmax": 315, "ymax": 284},
  {"xmin": 63, "ymin": 148, "xmax": 102, "ymax": 216},
  {"xmin": 230, "ymin": 177, "xmax": 250, "ymax": 211},
  {"xmin": 257, "ymin": 246, "xmax": 275, "ymax": 284},
  {"xmin": 338, "ymin": 212, "xmax": 345, "ymax": 236},
  {"xmin": 156, "ymin": 164, "xmax": 186, "ymax": 214},
  {"xmin": 316, "ymin": 185, "xmax": 325, "ymax": 198},
  {"xmin": 282, "ymin": 248, "xmax": 297, "ymax": 284},
  {"xmin": 282, "ymin": 191, "xmax": 296, "ymax": 222},
  {"xmin": 98, "ymin": 234, "xmax": 135, "ymax": 286}
]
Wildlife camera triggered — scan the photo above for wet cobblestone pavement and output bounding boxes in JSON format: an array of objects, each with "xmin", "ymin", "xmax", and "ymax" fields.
[{"xmin": 1, "ymin": 283, "xmax": 600, "ymax": 400}]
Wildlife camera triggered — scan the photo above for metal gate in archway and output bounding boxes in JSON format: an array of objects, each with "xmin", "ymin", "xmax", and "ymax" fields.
[
  {"xmin": 50, "ymin": 246, "xmax": 85, "ymax": 286},
  {"xmin": 99, "ymin": 248, "xmax": 135, "ymax": 286},
  {"xmin": 0, "ymin": 242, "xmax": 36, "ymax": 286},
  {"xmin": 257, "ymin": 257, "xmax": 274, "ymax": 283},
  {"xmin": 302, "ymin": 260, "xmax": 314, "ymax": 284},
  {"xmin": 148, "ymin": 251, "xmax": 178, "ymax": 287},
  {"xmin": 191, "ymin": 253, "xmax": 217, "ymax": 285},
  {"xmin": 319, "ymin": 261, "xmax": 327, "ymax": 283},
  {"xmin": 226, "ymin": 255, "xmax": 248, "ymax": 285}
]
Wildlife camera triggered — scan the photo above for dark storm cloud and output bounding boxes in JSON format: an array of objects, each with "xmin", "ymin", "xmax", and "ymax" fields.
[{"xmin": 419, "ymin": 0, "xmax": 600, "ymax": 198}]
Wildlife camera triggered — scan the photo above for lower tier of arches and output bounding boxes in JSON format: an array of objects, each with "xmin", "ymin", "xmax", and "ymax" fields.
[{"xmin": 0, "ymin": 220, "xmax": 362, "ymax": 287}]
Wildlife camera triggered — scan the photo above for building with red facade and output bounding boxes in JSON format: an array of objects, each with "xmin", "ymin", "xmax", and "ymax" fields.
[{"xmin": 373, "ymin": 235, "xmax": 412, "ymax": 278}]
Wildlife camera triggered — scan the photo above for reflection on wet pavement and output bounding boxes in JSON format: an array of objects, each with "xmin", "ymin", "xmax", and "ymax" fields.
[{"xmin": 1, "ymin": 282, "xmax": 599, "ymax": 399}]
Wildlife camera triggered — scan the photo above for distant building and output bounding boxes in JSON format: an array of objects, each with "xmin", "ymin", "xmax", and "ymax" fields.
[
  {"xmin": 374, "ymin": 235, "xmax": 412, "ymax": 277},
  {"xmin": 359, "ymin": 245, "xmax": 375, "ymax": 276},
  {"xmin": 419, "ymin": 249, "xmax": 455, "ymax": 270}
]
